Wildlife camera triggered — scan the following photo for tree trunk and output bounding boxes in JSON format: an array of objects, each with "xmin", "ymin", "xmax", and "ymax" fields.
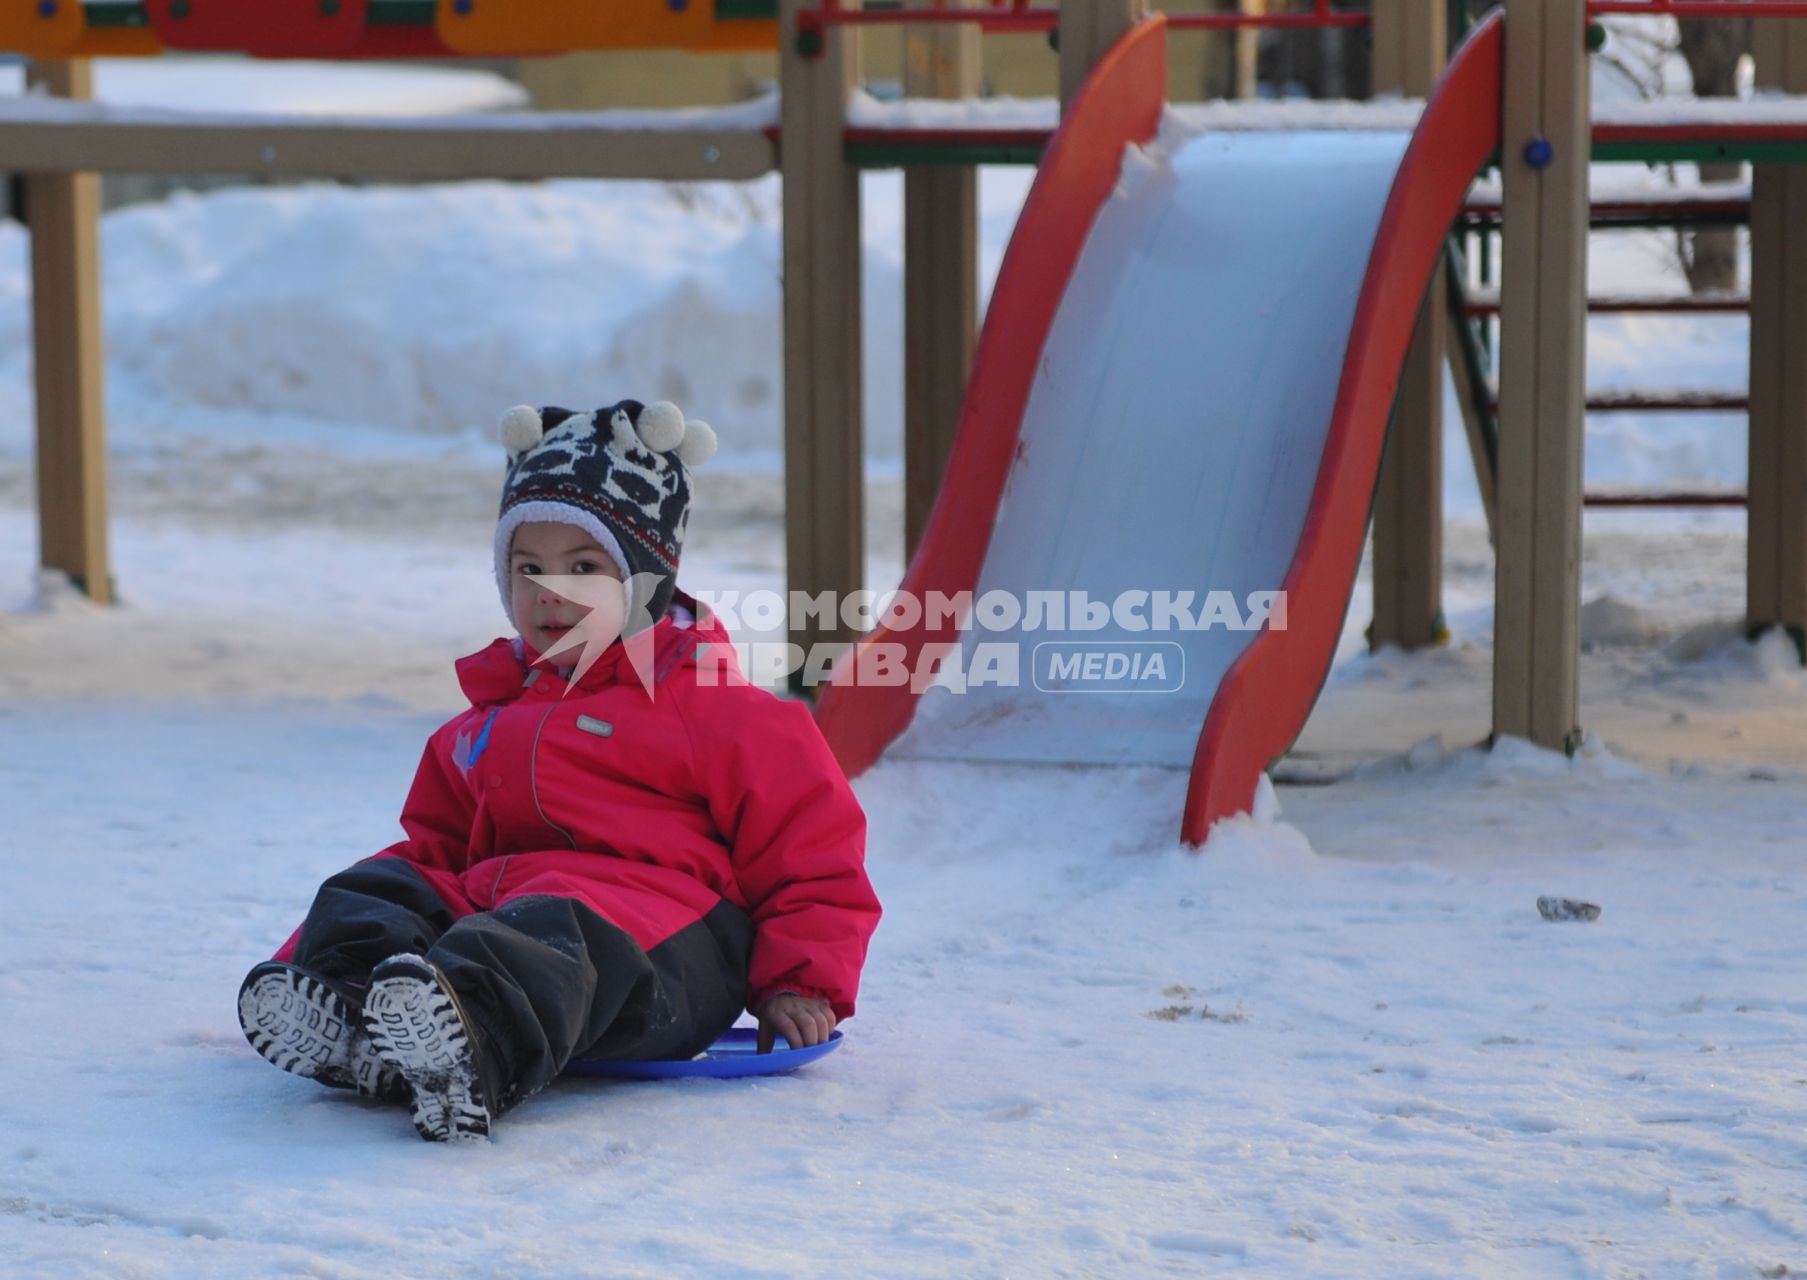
[
  {"xmin": 1677, "ymin": 18, "xmax": 1751, "ymax": 293},
  {"xmin": 1254, "ymin": 0, "xmax": 1367, "ymax": 99}
]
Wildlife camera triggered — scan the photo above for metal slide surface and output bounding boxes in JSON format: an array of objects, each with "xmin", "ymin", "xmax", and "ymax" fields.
[{"xmin": 816, "ymin": 13, "xmax": 1504, "ymax": 843}]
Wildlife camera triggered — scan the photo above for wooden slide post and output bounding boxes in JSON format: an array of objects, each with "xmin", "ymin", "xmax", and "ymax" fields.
[
  {"xmin": 1368, "ymin": 0, "xmax": 1448, "ymax": 651},
  {"xmin": 781, "ymin": 0, "xmax": 864, "ymax": 691},
  {"xmin": 903, "ymin": 0, "xmax": 979, "ymax": 560},
  {"xmin": 1494, "ymin": 0, "xmax": 1589, "ymax": 751},
  {"xmin": 1747, "ymin": 18, "xmax": 1807, "ymax": 659},
  {"xmin": 27, "ymin": 60, "xmax": 112, "ymax": 604},
  {"xmin": 1059, "ymin": 0, "xmax": 1147, "ymax": 114}
]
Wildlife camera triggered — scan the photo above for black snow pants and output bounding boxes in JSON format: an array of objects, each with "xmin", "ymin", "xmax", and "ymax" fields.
[{"xmin": 289, "ymin": 857, "xmax": 754, "ymax": 1116}]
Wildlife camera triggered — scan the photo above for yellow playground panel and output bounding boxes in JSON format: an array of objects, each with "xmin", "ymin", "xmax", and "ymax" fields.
[
  {"xmin": 0, "ymin": 1, "xmax": 161, "ymax": 57},
  {"xmin": 434, "ymin": 0, "xmax": 777, "ymax": 55},
  {"xmin": 1, "ymin": 0, "xmax": 86, "ymax": 57}
]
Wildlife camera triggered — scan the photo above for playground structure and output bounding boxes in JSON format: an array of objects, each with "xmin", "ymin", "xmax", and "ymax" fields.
[{"xmin": 7, "ymin": 1, "xmax": 1807, "ymax": 845}]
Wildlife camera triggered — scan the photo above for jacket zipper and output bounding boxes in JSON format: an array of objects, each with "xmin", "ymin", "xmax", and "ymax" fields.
[{"xmin": 529, "ymin": 699, "xmax": 578, "ymax": 852}]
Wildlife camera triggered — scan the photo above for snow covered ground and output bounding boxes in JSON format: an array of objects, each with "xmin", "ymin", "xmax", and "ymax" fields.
[{"xmin": 1, "ymin": 131, "xmax": 1804, "ymax": 1275}]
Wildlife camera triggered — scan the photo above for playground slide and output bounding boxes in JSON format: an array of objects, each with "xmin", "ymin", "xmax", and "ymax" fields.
[{"xmin": 815, "ymin": 12, "xmax": 1505, "ymax": 845}]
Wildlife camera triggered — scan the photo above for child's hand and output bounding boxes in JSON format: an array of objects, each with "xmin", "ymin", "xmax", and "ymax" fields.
[{"xmin": 755, "ymin": 993, "xmax": 836, "ymax": 1053}]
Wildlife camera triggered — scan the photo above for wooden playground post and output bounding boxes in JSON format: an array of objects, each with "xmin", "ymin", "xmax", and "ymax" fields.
[
  {"xmin": 1747, "ymin": 17, "xmax": 1807, "ymax": 654},
  {"xmin": 27, "ymin": 60, "xmax": 112, "ymax": 604},
  {"xmin": 903, "ymin": 0, "xmax": 979, "ymax": 560},
  {"xmin": 1494, "ymin": 0, "xmax": 1589, "ymax": 751},
  {"xmin": 781, "ymin": 0, "xmax": 864, "ymax": 684},
  {"xmin": 1368, "ymin": 0, "xmax": 1448, "ymax": 651},
  {"xmin": 1059, "ymin": 0, "xmax": 1147, "ymax": 112},
  {"xmin": 1236, "ymin": 0, "xmax": 1266, "ymax": 98}
]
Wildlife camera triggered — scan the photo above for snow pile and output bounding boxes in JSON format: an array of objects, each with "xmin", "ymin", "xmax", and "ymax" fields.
[
  {"xmin": 0, "ymin": 174, "xmax": 937, "ymax": 462},
  {"xmin": 105, "ymin": 181, "xmax": 789, "ymax": 445},
  {"xmin": 0, "ymin": 56, "xmax": 528, "ymax": 116},
  {"xmin": 1580, "ymin": 593, "xmax": 1668, "ymax": 649}
]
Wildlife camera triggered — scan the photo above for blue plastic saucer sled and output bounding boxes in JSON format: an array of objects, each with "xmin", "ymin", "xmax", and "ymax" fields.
[{"xmin": 566, "ymin": 1028, "xmax": 843, "ymax": 1080}]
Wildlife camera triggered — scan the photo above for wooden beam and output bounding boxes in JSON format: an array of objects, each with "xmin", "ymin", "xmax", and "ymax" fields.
[
  {"xmin": 1494, "ymin": 0, "xmax": 1589, "ymax": 751},
  {"xmin": 903, "ymin": 0, "xmax": 979, "ymax": 560},
  {"xmin": 0, "ymin": 106, "xmax": 777, "ymax": 181},
  {"xmin": 1747, "ymin": 17, "xmax": 1807, "ymax": 649},
  {"xmin": 781, "ymin": 0, "xmax": 864, "ymax": 690},
  {"xmin": 1368, "ymin": 0, "xmax": 1448, "ymax": 651},
  {"xmin": 1059, "ymin": 0, "xmax": 1146, "ymax": 114},
  {"xmin": 26, "ymin": 61, "xmax": 111, "ymax": 605}
]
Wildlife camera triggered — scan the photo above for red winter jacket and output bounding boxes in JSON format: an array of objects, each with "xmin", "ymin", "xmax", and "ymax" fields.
[{"xmin": 280, "ymin": 597, "xmax": 880, "ymax": 1018}]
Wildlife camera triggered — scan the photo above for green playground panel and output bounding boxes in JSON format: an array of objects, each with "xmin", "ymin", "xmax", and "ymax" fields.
[
  {"xmin": 82, "ymin": 3, "xmax": 147, "ymax": 27},
  {"xmin": 367, "ymin": 0, "xmax": 436, "ymax": 21},
  {"xmin": 1594, "ymin": 139, "xmax": 1807, "ymax": 165},
  {"xmin": 844, "ymin": 141, "xmax": 1049, "ymax": 168},
  {"xmin": 83, "ymin": 1, "xmax": 429, "ymax": 25}
]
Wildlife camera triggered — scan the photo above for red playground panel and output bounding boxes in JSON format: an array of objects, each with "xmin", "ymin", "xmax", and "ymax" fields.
[{"xmin": 145, "ymin": 0, "xmax": 373, "ymax": 57}]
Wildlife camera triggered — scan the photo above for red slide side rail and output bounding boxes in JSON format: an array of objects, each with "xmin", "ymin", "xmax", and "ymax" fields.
[
  {"xmin": 1180, "ymin": 11, "xmax": 1505, "ymax": 843},
  {"xmin": 812, "ymin": 15, "xmax": 1168, "ymax": 776}
]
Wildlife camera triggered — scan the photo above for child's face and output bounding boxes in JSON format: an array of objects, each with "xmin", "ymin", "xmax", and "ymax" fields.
[{"xmin": 509, "ymin": 521, "xmax": 624, "ymax": 658}]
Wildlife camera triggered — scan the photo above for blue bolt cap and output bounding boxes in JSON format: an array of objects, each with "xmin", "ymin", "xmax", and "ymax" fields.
[
  {"xmin": 37, "ymin": 0, "xmax": 56, "ymax": 16},
  {"xmin": 1524, "ymin": 137, "xmax": 1555, "ymax": 170}
]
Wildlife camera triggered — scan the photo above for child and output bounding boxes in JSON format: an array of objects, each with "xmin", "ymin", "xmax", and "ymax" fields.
[{"xmin": 237, "ymin": 399, "xmax": 881, "ymax": 1142}]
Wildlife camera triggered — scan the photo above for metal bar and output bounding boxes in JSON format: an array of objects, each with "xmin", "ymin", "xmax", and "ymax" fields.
[
  {"xmin": 1486, "ymin": 392, "xmax": 1751, "ymax": 411},
  {"xmin": 1463, "ymin": 196, "xmax": 1751, "ymax": 219},
  {"xmin": 1586, "ymin": 392, "xmax": 1749, "ymax": 411},
  {"xmin": 1445, "ymin": 237, "xmax": 1500, "ymax": 479},
  {"xmin": 803, "ymin": 4, "xmax": 1368, "ymax": 28},
  {"xmin": 1466, "ymin": 292, "xmax": 1749, "ymax": 315},
  {"xmin": 1584, "ymin": 492, "xmax": 1748, "ymax": 507},
  {"xmin": 1460, "ymin": 205, "xmax": 1750, "ymax": 229},
  {"xmin": 1590, "ymin": 1, "xmax": 1807, "ymax": 16}
]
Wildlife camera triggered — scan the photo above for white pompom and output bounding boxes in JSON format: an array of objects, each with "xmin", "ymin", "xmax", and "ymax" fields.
[
  {"xmin": 636, "ymin": 400, "xmax": 686, "ymax": 453},
  {"xmin": 500, "ymin": 404, "xmax": 543, "ymax": 454},
  {"xmin": 676, "ymin": 419, "xmax": 718, "ymax": 467}
]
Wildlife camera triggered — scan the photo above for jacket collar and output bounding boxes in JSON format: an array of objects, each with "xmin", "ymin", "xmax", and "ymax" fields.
[{"xmin": 455, "ymin": 591, "xmax": 736, "ymax": 707}]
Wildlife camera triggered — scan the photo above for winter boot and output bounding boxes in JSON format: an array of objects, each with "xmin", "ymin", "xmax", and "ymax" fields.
[
  {"xmin": 362, "ymin": 953, "xmax": 498, "ymax": 1143},
  {"xmin": 237, "ymin": 961, "xmax": 406, "ymax": 1102}
]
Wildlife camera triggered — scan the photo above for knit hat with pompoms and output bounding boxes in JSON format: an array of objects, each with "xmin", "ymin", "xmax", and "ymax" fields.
[{"xmin": 492, "ymin": 398, "xmax": 718, "ymax": 634}]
